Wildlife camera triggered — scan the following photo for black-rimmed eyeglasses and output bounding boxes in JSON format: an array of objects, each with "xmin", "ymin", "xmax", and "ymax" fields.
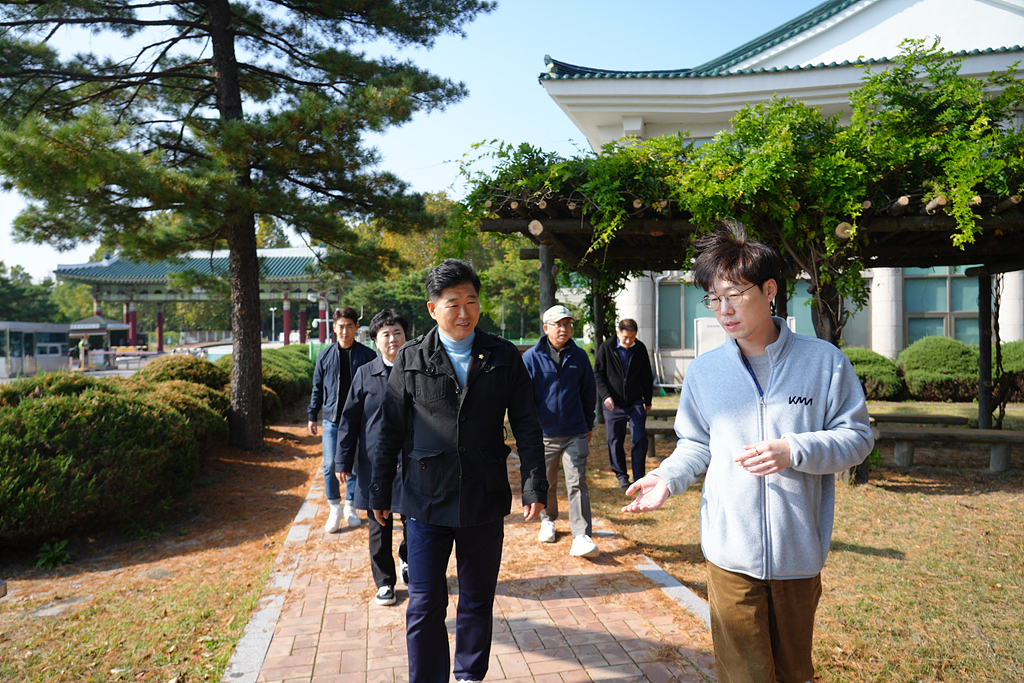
[{"xmin": 702, "ymin": 284, "xmax": 757, "ymax": 311}]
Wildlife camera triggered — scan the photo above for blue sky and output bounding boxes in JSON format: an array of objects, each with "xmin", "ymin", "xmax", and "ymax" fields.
[{"xmin": 1, "ymin": 0, "xmax": 826, "ymax": 280}]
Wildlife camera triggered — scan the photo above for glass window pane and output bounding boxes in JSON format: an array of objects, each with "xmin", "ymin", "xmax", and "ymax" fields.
[
  {"xmin": 10, "ymin": 331, "xmax": 22, "ymax": 358},
  {"xmin": 0, "ymin": 329, "xmax": 6, "ymax": 358},
  {"xmin": 907, "ymin": 318, "xmax": 945, "ymax": 346},
  {"xmin": 842, "ymin": 299, "xmax": 871, "ymax": 348},
  {"xmin": 658, "ymin": 283, "xmax": 682, "ymax": 347},
  {"xmin": 905, "ymin": 267, "xmax": 947, "ymax": 276},
  {"xmin": 789, "ymin": 281, "xmax": 815, "ymax": 336},
  {"xmin": 954, "ymin": 317, "xmax": 980, "ymax": 345},
  {"xmin": 905, "ymin": 279, "xmax": 947, "ymax": 313},
  {"xmin": 951, "ymin": 278, "xmax": 980, "ymax": 312},
  {"xmin": 24, "ymin": 333, "xmax": 34, "ymax": 357},
  {"xmin": 684, "ymin": 284, "xmax": 716, "ymax": 349}
]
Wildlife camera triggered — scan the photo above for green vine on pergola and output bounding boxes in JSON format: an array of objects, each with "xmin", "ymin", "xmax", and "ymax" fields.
[{"xmin": 461, "ymin": 40, "xmax": 1024, "ymax": 346}]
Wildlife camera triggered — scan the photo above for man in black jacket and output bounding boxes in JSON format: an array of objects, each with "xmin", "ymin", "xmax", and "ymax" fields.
[
  {"xmin": 307, "ymin": 307, "xmax": 376, "ymax": 532},
  {"xmin": 594, "ymin": 318, "xmax": 654, "ymax": 489},
  {"xmin": 370, "ymin": 259, "xmax": 547, "ymax": 683}
]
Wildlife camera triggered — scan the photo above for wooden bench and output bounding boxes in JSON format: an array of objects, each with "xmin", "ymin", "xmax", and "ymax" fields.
[
  {"xmin": 875, "ymin": 425, "xmax": 1024, "ymax": 472},
  {"xmin": 870, "ymin": 413, "xmax": 969, "ymax": 426}
]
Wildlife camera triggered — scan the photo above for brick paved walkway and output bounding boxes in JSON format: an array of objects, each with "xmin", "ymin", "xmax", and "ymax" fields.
[{"xmin": 230, "ymin": 472, "xmax": 716, "ymax": 683}]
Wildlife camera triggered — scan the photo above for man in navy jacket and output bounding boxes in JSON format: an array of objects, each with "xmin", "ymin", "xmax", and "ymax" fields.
[
  {"xmin": 307, "ymin": 307, "xmax": 375, "ymax": 532},
  {"xmin": 522, "ymin": 305, "xmax": 599, "ymax": 558}
]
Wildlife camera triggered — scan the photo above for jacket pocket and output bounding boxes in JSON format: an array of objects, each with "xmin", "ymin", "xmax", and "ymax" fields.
[
  {"xmin": 410, "ymin": 369, "xmax": 447, "ymax": 404},
  {"xmin": 480, "ymin": 446, "xmax": 511, "ymax": 492},
  {"xmin": 405, "ymin": 448, "xmax": 444, "ymax": 499}
]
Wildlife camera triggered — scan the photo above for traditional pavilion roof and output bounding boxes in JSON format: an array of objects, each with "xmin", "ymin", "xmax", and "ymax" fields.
[
  {"xmin": 541, "ymin": 44, "xmax": 1024, "ymax": 81},
  {"xmin": 55, "ymin": 248, "xmax": 322, "ymax": 285},
  {"xmin": 540, "ymin": 0, "xmax": 1024, "ymax": 81}
]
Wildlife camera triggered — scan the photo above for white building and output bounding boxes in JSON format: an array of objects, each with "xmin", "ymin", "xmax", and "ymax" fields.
[{"xmin": 539, "ymin": 0, "xmax": 1024, "ymax": 383}]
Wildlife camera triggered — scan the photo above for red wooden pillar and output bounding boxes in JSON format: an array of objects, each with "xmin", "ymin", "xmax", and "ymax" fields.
[
  {"xmin": 156, "ymin": 304, "xmax": 165, "ymax": 352},
  {"xmin": 299, "ymin": 308, "xmax": 307, "ymax": 344},
  {"xmin": 317, "ymin": 298, "xmax": 327, "ymax": 343},
  {"xmin": 282, "ymin": 297, "xmax": 291, "ymax": 346},
  {"xmin": 92, "ymin": 296, "xmax": 102, "ymax": 316},
  {"xmin": 128, "ymin": 302, "xmax": 138, "ymax": 347}
]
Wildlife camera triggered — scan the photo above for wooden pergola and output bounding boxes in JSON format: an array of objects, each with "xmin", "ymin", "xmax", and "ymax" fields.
[{"xmin": 480, "ymin": 191, "xmax": 1024, "ymax": 427}]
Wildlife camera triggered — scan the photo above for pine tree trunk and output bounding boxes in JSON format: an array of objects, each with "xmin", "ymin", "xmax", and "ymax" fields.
[{"xmin": 211, "ymin": 0, "xmax": 263, "ymax": 449}]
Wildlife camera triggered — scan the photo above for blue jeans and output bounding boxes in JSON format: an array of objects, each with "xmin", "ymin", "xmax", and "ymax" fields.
[
  {"xmin": 322, "ymin": 419, "xmax": 356, "ymax": 504},
  {"xmin": 405, "ymin": 518, "xmax": 504, "ymax": 683}
]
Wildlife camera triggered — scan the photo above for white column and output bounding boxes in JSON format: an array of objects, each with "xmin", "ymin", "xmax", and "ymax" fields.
[
  {"xmin": 615, "ymin": 273, "xmax": 657, "ymax": 366},
  {"xmin": 998, "ymin": 270, "xmax": 1024, "ymax": 342},
  {"xmin": 870, "ymin": 268, "xmax": 903, "ymax": 359}
]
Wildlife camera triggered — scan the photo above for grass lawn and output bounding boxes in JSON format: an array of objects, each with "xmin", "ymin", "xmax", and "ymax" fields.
[{"xmin": 588, "ymin": 397, "xmax": 1024, "ymax": 683}]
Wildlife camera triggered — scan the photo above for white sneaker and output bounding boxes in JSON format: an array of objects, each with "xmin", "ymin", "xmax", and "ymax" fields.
[
  {"xmin": 324, "ymin": 502, "xmax": 342, "ymax": 533},
  {"xmin": 570, "ymin": 534, "xmax": 600, "ymax": 558},
  {"xmin": 344, "ymin": 504, "xmax": 360, "ymax": 528},
  {"xmin": 537, "ymin": 519, "xmax": 556, "ymax": 543}
]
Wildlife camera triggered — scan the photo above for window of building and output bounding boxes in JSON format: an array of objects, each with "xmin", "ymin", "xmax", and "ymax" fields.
[
  {"xmin": 785, "ymin": 281, "xmax": 872, "ymax": 347},
  {"xmin": 657, "ymin": 281, "xmax": 716, "ymax": 350},
  {"xmin": 904, "ymin": 266, "xmax": 984, "ymax": 346}
]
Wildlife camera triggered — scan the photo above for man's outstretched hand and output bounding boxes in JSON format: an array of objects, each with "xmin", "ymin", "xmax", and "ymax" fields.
[{"xmin": 621, "ymin": 475, "xmax": 670, "ymax": 513}]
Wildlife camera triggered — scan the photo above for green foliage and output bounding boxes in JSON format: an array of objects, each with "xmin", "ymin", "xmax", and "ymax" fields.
[
  {"xmin": 343, "ymin": 269, "xmax": 434, "ymax": 337},
  {"xmin": 36, "ymin": 539, "xmax": 75, "ymax": 569},
  {"xmin": 843, "ymin": 347, "xmax": 905, "ymax": 401},
  {"xmin": 215, "ymin": 346, "xmax": 313, "ymax": 423},
  {"xmin": 144, "ymin": 380, "xmax": 229, "ymax": 445},
  {"xmin": 0, "ymin": 371, "xmax": 114, "ymax": 409},
  {"xmin": 134, "ymin": 354, "xmax": 230, "ymax": 390},
  {"xmin": 262, "ymin": 385, "xmax": 283, "ymax": 425},
  {"xmin": 898, "ymin": 336, "xmax": 980, "ymax": 402},
  {"xmin": 0, "ymin": 261, "xmax": 58, "ymax": 322},
  {"xmin": 997, "ymin": 340, "xmax": 1024, "ymax": 373},
  {"xmin": 849, "ymin": 39, "xmax": 1024, "ymax": 247},
  {"xmin": 0, "ymin": 385, "xmax": 201, "ymax": 545}
]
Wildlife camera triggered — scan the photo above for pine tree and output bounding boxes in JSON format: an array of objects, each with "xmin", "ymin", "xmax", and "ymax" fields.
[{"xmin": 0, "ymin": 0, "xmax": 494, "ymax": 447}]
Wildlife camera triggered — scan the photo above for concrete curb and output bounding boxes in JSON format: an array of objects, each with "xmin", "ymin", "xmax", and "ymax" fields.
[{"xmin": 220, "ymin": 481, "xmax": 324, "ymax": 682}]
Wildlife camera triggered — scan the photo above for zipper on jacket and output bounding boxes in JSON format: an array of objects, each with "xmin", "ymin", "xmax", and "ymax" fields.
[{"xmin": 741, "ymin": 353, "xmax": 772, "ymax": 579}]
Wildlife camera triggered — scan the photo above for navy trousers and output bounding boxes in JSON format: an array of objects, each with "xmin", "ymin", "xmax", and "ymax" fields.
[
  {"xmin": 405, "ymin": 517, "xmax": 504, "ymax": 683},
  {"xmin": 603, "ymin": 401, "xmax": 648, "ymax": 482}
]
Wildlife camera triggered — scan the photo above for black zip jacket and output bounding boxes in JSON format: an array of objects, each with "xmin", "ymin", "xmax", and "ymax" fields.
[
  {"xmin": 369, "ymin": 326, "xmax": 548, "ymax": 526},
  {"xmin": 594, "ymin": 337, "xmax": 654, "ymax": 409}
]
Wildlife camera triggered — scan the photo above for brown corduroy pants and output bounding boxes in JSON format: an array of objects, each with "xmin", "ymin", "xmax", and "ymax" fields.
[{"xmin": 706, "ymin": 561, "xmax": 822, "ymax": 683}]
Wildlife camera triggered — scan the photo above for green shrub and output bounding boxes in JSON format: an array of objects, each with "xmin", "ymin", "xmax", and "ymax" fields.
[
  {"xmin": 134, "ymin": 353, "xmax": 229, "ymax": 390},
  {"xmin": 262, "ymin": 384, "xmax": 282, "ymax": 424},
  {"xmin": 215, "ymin": 346, "xmax": 314, "ymax": 407},
  {"xmin": 997, "ymin": 340, "xmax": 1024, "ymax": 373},
  {"xmin": 146, "ymin": 380, "xmax": 229, "ymax": 444},
  {"xmin": 0, "ymin": 389, "xmax": 200, "ymax": 546},
  {"xmin": 842, "ymin": 347, "xmax": 905, "ymax": 400},
  {"xmin": 897, "ymin": 337, "xmax": 979, "ymax": 402},
  {"xmin": 0, "ymin": 371, "xmax": 121, "ymax": 409}
]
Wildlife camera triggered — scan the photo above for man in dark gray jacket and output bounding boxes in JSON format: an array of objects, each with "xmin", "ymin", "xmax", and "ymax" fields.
[
  {"xmin": 370, "ymin": 259, "xmax": 547, "ymax": 683},
  {"xmin": 307, "ymin": 307, "xmax": 375, "ymax": 532}
]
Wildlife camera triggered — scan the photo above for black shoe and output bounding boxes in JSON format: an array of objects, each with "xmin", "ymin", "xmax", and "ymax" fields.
[
  {"xmin": 400, "ymin": 560, "xmax": 409, "ymax": 586},
  {"xmin": 375, "ymin": 585, "xmax": 396, "ymax": 606},
  {"xmin": 617, "ymin": 476, "xmax": 630, "ymax": 489}
]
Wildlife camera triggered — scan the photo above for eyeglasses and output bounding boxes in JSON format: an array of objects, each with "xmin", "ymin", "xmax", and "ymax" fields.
[{"xmin": 702, "ymin": 284, "xmax": 757, "ymax": 311}]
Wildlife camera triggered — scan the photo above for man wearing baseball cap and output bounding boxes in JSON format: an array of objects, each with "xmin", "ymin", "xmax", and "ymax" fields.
[{"xmin": 522, "ymin": 305, "xmax": 600, "ymax": 558}]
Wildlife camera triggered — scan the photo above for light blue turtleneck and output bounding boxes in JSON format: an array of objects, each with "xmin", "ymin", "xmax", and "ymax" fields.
[{"xmin": 438, "ymin": 329, "xmax": 475, "ymax": 388}]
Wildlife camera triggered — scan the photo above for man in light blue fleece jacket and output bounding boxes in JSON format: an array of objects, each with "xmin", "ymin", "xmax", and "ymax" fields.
[{"xmin": 623, "ymin": 220, "xmax": 873, "ymax": 683}]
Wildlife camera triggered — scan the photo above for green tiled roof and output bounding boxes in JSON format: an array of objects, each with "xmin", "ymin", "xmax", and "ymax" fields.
[
  {"xmin": 55, "ymin": 249, "xmax": 322, "ymax": 285},
  {"xmin": 539, "ymin": 0, "xmax": 1024, "ymax": 81}
]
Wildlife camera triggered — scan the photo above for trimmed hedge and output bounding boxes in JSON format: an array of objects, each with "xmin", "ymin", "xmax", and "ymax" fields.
[
  {"xmin": 843, "ymin": 347, "xmax": 905, "ymax": 401},
  {"xmin": 134, "ymin": 353, "xmax": 229, "ymax": 390},
  {"xmin": 215, "ymin": 345, "xmax": 314, "ymax": 419},
  {"xmin": 146, "ymin": 380, "xmax": 229, "ymax": 445},
  {"xmin": 898, "ymin": 337, "xmax": 978, "ymax": 402},
  {"xmin": 0, "ymin": 386, "xmax": 200, "ymax": 545}
]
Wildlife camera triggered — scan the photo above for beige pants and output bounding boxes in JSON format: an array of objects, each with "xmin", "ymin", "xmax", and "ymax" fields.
[{"xmin": 706, "ymin": 561, "xmax": 821, "ymax": 683}]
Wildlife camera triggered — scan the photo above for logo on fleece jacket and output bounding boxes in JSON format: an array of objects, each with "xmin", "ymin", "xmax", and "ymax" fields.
[{"xmin": 788, "ymin": 396, "xmax": 814, "ymax": 406}]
